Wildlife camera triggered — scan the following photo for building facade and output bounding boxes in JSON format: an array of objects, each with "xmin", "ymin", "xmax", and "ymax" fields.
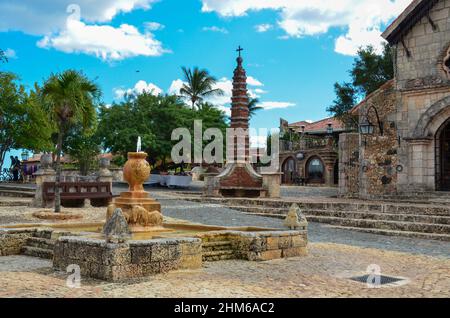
[
  {"xmin": 279, "ymin": 117, "xmax": 350, "ymax": 186},
  {"xmin": 339, "ymin": 0, "xmax": 450, "ymax": 198}
]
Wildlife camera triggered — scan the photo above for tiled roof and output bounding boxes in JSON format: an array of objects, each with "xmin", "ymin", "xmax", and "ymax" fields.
[{"xmin": 288, "ymin": 117, "xmax": 345, "ymax": 133}]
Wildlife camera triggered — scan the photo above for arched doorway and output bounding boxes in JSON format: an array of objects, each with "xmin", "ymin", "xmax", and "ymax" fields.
[
  {"xmin": 436, "ymin": 119, "xmax": 450, "ymax": 191},
  {"xmin": 306, "ymin": 156, "xmax": 325, "ymax": 184},
  {"xmin": 282, "ymin": 157, "xmax": 295, "ymax": 184}
]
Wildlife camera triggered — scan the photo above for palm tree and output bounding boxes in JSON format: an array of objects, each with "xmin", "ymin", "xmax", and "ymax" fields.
[
  {"xmin": 179, "ymin": 67, "xmax": 223, "ymax": 109},
  {"xmin": 248, "ymin": 96, "xmax": 263, "ymax": 119},
  {"xmin": 0, "ymin": 49, "xmax": 8, "ymax": 64},
  {"xmin": 42, "ymin": 70, "xmax": 100, "ymax": 213}
]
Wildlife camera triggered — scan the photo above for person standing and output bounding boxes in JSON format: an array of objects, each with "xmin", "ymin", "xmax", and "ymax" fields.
[{"xmin": 12, "ymin": 156, "xmax": 21, "ymax": 182}]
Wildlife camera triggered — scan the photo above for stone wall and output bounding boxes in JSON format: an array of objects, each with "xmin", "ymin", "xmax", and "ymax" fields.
[
  {"xmin": 393, "ymin": 0, "xmax": 450, "ymax": 193},
  {"xmin": 395, "ymin": 0, "xmax": 450, "ymax": 91},
  {"xmin": 338, "ymin": 133, "xmax": 360, "ymax": 197},
  {"xmin": 359, "ymin": 83, "xmax": 399, "ymax": 198},
  {"xmin": 53, "ymin": 237, "xmax": 202, "ymax": 282},
  {"xmin": 61, "ymin": 168, "xmax": 123, "ymax": 182},
  {"xmin": 0, "ymin": 229, "xmax": 35, "ymax": 256},
  {"xmin": 198, "ymin": 230, "xmax": 308, "ymax": 262}
]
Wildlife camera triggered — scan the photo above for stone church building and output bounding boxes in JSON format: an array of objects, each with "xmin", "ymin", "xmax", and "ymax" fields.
[{"xmin": 339, "ymin": 0, "xmax": 450, "ymax": 198}]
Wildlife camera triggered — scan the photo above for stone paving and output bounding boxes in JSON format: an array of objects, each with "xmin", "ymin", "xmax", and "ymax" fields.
[
  {"xmin": 152, "ymin": 192, "xmax": 450, "ymax": 259},
  {"xmin": 0, "ymin": 185, "xmax": 449, "ymax": 297},
  {"xmin": 0, "ymin": 243, "xmax": 448, "ymax": 298}
]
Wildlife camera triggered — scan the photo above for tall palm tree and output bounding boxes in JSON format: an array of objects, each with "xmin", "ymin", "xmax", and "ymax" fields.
[
  {"xmin": 248, "ymin": 96, "xmax": 263, "ymax": 119},
  {"xmin": 42, "ymin": 70, "xmax": 100, "ymax": 213},
  {"xmin": 179, "ymin": 67, "xmax": 223, "ymax": 109}
]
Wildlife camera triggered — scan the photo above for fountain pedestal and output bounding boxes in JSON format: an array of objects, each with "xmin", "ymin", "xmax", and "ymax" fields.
[{"xmin": 107, "ymin": 152, "xmax": 162, "ymax": 233}]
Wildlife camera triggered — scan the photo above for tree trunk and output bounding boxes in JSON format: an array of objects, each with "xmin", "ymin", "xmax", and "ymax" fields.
[{"xmin": 54, "ymin": 130, "xmax": 63, "ymax": 213}]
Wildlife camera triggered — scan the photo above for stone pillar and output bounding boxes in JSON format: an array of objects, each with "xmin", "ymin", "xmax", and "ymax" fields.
[
  {"xmin": 338, "ymin": 133, "xmax": 360, "ymax": 197},
  {"xmin": 98, "ymin": 158, "xmax": 113, "ymax": 188},
  {"xmin": 32, "ymin": 154, "xmax": 56, "ymax": 208},
  {"xmin": 261, "ymin": 172, "xmax": 283, "ymax": 198},
  {"xmin": 405, "ymin": 138, "xmax": 434, "ymax": 192},
  {"xmin": 203, "ymin": 173, "xmax": 220, "ymax": 197}
]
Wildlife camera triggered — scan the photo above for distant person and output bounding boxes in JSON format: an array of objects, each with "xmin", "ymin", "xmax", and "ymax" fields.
[{"xmin": 12, "ymin": 156, "xmax": 21, "ymax": 181}]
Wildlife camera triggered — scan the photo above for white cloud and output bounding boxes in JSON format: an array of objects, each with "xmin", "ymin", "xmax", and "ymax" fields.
[
  {"xmin": 168, "ymin": 76, "xmax": 292, "ymax": 114},
  {"xmin": 247, "ymin": 76, "xmax": 263, "ymax": 87},
  {"xmin": 4, "ymin": 48, "xmax": 17, "ymax": 59},
  {"xmin": 144, "ymin": 21, "xmax": 165, "ymax": 31},
  {"xmin": 255, "ymin": 24, "xmax": 273, "ymax": 33},
  {"xmin": 0, "ymin": 1, "xmax": 166, "ymax": 61},
  {"xmin": 0, "ymin": 0, "xmax": 158, "ymax": 35},
  {"xmin": 114, "ymin": 80, "xmax": 163, "ymax": 99},
  {"xmin": 200, "ymin": 0, "xmax": 411, "ymax": 56},
  {"xmin": 202, "ymin": 26, "xmax": 229, "ymax": 34},
  {"xmin": 37, "ymin": 19, "xmax": 166, "ymax": 61},
  {"xmin": 257, "ymin": 101, "xmax": 296, "ymax": 110}
]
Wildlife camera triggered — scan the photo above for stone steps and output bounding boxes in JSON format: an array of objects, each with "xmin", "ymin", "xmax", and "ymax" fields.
[
  {"xmin": 232, "ymin": 206, "xmax": 450, "ymax": 224},
  {"xmin": 194, "ymin": 197, "xmax": 450, "ymax": 216},
  {"xmin": 202, "ymin": 240, "xmax": 235, "ymax": 261},
  {"xmin": 305, "ymin": 216, "xmax": 450, "ymax": 235},
  {"xmin": 185, "ymin": 196, "xmax": 450, "ymax": 241},
  {"xmin": 21, "ymin": 246, "xmax": 54, "ymax": 259},
  {"xmin": 202, "ymin": 241, "xmax": 233, "ymax": 252},
  {"xmin": 202, "ymin": 250, "xmax": 235, "ymax": 262},
  {"xmin": 25, "ymin": 237, "xmax": 55, "ymax": 250},
  {"xmin": 325, "ymin": 225, "xmax": 450, "ymax": 242},
  {"xmin": 0, "ymin": 190, "xmax": 34, "ymax": 198},
  {"xmin": 20, "ymin": 230, "xmax": 56, "ymax": 259}
]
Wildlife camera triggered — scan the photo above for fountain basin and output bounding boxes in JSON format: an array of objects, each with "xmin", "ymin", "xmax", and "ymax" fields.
[{"xmin": 0, "ymin": 222, "xmax": 308, "ymax": 282}]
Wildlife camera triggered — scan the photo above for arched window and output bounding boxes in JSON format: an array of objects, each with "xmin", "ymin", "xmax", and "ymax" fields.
[{"xmin": 306, "ymin": 157, "xmax": 325, "ymax": 184}]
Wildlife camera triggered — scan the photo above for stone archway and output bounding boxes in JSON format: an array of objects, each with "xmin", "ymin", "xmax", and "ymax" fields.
[
  {"xmin": 410, "ymin": 96, "xmax": 450, "ymax": 191},
  {"xmin": 413, "ymin": 95, "xmax": 450, "ymax": 139},
  {"xmin": 306, "ymin": 156, "xmax": 325, "ymax": 184},
  {"xmin": 436, "ymin": 119, "xmax": 450, "ymax": 191},
  {"xmin": 281, "ymin": 157, "xmax": 296, "ymax": 184}
]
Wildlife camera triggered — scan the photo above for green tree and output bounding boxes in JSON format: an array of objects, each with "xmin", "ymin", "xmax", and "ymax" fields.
[
  {"xmin": 0, "ymin": 49, "xmax": 7, "ymax": 64},
  {"xmin": 248, "ymin": 96, "xmax": 263, "ymax": 119},
  {"xmin": 97, "ymin": 94, "xmax": 190, "ymax": 168},
  {"xmin": 42, "ymin": 70, "xmax": 100, "ymax": 213},
  {"xmin": 328, "ymin": 44, "xmax": 394, "ymax": 128},
  {"xmin": 0, "ymin": 73, "xmax": 54, "ymax": 171},
  {"xmin": 63, "ymin": 125, "xmax": 101, "ymax": 176},
  {"xmin": 179, "ymin": 67, "xmax": 224, "ymax": 109},
  {"xmin": 351, "ymin": 44, "xmax": 394, "ymax": 96},
  {"xmin": 327, "ymin": 82, "xmax": 358, "ymax": 128}
]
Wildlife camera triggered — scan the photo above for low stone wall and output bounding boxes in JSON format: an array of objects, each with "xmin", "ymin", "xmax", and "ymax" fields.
[
  {"xmin": 53, "ymin": 236, "xmax": 202, "ymax": 282},
  {"xmin": 199, "ymin": 230, "xmax": 308, "ymax": 261},
  {"xmin": 0, "ymin": 229, "xmax": 35, "ymax": 256}
]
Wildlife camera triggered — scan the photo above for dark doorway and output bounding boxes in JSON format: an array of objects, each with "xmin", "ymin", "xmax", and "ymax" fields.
[
  {"xmin": 437, "ymin": 119, "xmax": 450, "ymax": 191},
  {"xmin": 306, "ymin": 156, "xmax": 325, "ymax": 184},
  {"xmin": 282, "ymin": 157, "xmax": 295, "ymax": 184},
  {"xmin": 333, "ymin": 160, "xmax": 339, "ymax": 185}
]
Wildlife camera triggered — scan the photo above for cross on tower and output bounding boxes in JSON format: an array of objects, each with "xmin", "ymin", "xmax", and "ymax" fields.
[{"xmin": 236, "ymin": 45, "xmax": 243, "ymax": 57}]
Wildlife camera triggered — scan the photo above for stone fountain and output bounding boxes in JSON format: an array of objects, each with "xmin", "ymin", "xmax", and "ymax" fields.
[{"xmin": 106, "ymin": 151, "xmax": 163, "ymax": 233}]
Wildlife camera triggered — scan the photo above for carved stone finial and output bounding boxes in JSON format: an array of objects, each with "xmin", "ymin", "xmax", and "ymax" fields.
[
  {"xmin": 284, "ymin": 204, "xmax": 308, "ymax": 230},
  {"xmin": 103, "ymin": 208, "xmax": 131, "ymax": 243}
]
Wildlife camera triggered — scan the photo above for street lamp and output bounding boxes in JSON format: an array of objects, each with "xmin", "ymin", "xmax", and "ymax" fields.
[
  {"xmin": 359, "ymin": 105, "xmax": 383, "ymax": 136},
  {"xmin": 21, "ymin": 150, "xmax": 30, "ymax": 161},
  {"xmin": 326, "ymin": 122, "xmax": 334, "ymax": 135},
  {"xmin": 359, "ymin": 116, "xmax": 375, "ymax": 135}
]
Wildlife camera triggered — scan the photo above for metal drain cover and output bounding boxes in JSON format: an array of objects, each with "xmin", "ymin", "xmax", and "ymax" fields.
[{"xmin": 350, "ymin": 274, "xmax": 404, "ymax": 286}]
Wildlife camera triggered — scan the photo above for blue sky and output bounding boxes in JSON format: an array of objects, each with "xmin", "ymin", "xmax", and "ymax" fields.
[{"xmin": 0, "ymin": 0, "xmax": 411, "ymax": 165}]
